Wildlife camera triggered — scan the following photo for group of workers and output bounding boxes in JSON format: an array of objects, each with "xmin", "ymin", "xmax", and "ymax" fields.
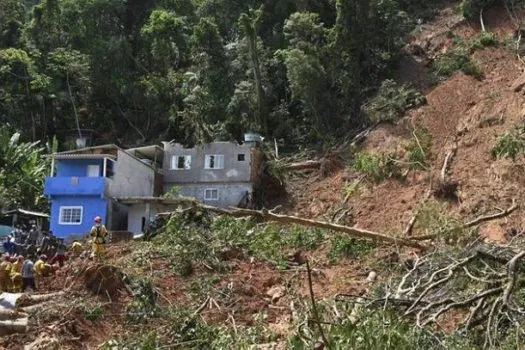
[{"xmin": 0, "ymin": 215, "xmax": 108, "ymax": 293}]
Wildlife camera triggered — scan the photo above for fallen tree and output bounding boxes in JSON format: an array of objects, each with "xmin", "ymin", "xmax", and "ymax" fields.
[
  {"xmin": 157, "ymin": 199, "xmax": 426, "ymax": 249},
  {"xmin": 342, "ymin": 238, "xmax": 525, "ymax": 347}
]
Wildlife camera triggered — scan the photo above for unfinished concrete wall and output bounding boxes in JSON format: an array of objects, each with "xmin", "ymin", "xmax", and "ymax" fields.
[
  {"xmin": 163, "ymin": 142, "xmax": 254, "ymax": 183},
  {"xmin": 127, "ymin": 203, "xmax": 177, "ymax": 234},
  {"xmin": 165, "ymin": 183, "xmax": 252, "ymax": 207},
  {"xmin": 107, "ymin": 150, "xmax": 156, "ymax": 198},
  {"xmin": 107, "ymin": 200, "xmax": 128, "ymax": 231}
]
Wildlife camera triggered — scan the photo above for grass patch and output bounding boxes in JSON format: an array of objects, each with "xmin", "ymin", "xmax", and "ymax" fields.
[
  {"xmin": 328, "ymin": 235, "xmax": 375, "ymax": 263},
  {"xmin": 492, "ymin": 123, "xmax": 525, "ymax": 160}
]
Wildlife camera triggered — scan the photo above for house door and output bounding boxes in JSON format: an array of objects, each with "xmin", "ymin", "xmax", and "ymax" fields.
[{"xmin": 87, "ymin": 165, "xmax": 100, "ymax": 177}]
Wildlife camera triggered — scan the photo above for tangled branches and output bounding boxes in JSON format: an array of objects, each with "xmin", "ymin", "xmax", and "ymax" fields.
[{"xmin": 360, "ymin": 239, "xmax": 525, "ymax": 348}]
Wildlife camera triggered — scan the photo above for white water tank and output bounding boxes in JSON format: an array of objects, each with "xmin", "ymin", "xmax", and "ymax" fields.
[{"xmin": 244, "ymin": 133, "xmax": 263, "ymax": 142}]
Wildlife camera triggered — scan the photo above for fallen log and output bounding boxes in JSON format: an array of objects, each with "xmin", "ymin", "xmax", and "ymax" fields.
[
  {"xmin": 0, "ymin": 309, "xmax": 28, "ymax": 320},
  {"xmin": 16, "ymin": 291, "xmax": 65, "ymax": 307},
  {"xmin": 465, "ymin": 198, "xmax": 518, "ymax": 228},
  {"xmin": 159, "ymin": 199, "xmax": 426, "ymax": 249},
  {"xmin": 0, "ymin": 317, "xmax": 28, "ymax": 335},
  {"xmin": 283, "ymin": 161, "xmax": 321, "ymax": 171}
]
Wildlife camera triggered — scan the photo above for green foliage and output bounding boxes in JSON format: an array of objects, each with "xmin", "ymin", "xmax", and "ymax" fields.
[
  {"xmin": 0, "ymin": 125, "xmax": 49, "ymax": 211},
  {"xmin": 133, "ymin": 213, "xmax": 327, "ymax": 273},
  {"xmin": 461, "ymin": 0, "xmax": 497, "ymax": 19},
  {"xmin": 288, "ymin": 305, "xmax": 475, "ymax": 349},
  {"xmin": 83, "ymin": 302, "xmax": 104, "ymax": 322},
  {"xmin": 365, "ymin": 80, "xmax": 426, "ymax": 123},
  {"xmin": 415, "ymin": 200, "xmax": 471, "ymax": 243},
  {"xmin": 0, "ymin": 0, "xmax": 441, "ymax": 147},
  {"xmin": 328, "ymin": 235, "xmax": 375, "ymax": 263},
  {"xmin": 492, "ymin": 124, "xmax": 525, "ymax": 160},
  {"xmin": 352, "ymin": 152, "xmax": 401, "ymax": 183},
  {"xmin": 469, "ymin": 31, "xmax": 498, "ymax": 50},
  {"xmin": 435, "ymin": 32, "xmax": 497, "ymax": 80},
  {"xmin": 103, "ymin": 307, "xmax": 277, "ymax": 349},
  {"xmin": 435, "ymin": 46, "xmax": 484, "ymax": 79},
  {"xmin": 407, "ymin": 125, "xmax": 432, "ymax": 169},
  {"xmin": 342, "ymin": 178, "xmax": 366, "ymax": 199},
  {"xmin": 125, "ymin": 277, "xmax": 157, "ymax": 324}
]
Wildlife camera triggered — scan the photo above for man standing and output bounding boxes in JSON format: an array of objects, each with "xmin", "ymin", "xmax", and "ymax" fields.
[
  {"xmin": 89, "ymin": 216, "xmax": 108, "ymax": 259},
  {"xmin": 22, "ymin": 256, "xmax": 36, "ymax": 292},
  {"xmin": 10, "ymin": 256, "xmax": 23, "ymax": 292}
]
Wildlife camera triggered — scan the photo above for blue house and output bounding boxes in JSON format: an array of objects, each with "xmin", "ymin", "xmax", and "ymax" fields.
[{"xmin": 44, "ymin": 145, "xmax": 162, "ymax": 238}]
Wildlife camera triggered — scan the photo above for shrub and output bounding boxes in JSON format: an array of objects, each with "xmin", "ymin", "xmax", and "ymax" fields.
[
  {"xmin": 469, "ymin": 31, "xmax": 498, "ymax": 50},
  {"xmin": 492, "ymin": 124, "xmax": 525, "ymax": 160},
  {"xmin": 435, "ymin": 46, "xmax": 484, "ymax": 79},
  {"xmin": 353, "ymin": 152, "xmax": 401, "ymax": 183},
  {"xmin": 328, "ymin": 235, "xmax": 375, "ymax": 263},
  {"xmin": 406, "ymin": 125, "xmax": 432, "ymax": 169},
  {"xmin": 365, "ymin": 80, "xmax": 426, "ymax": 123}
]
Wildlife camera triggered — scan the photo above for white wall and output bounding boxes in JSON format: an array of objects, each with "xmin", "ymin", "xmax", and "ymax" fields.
[{"xmin": 127, "ymin": 203, "xmax": 176, "ymax": 234}]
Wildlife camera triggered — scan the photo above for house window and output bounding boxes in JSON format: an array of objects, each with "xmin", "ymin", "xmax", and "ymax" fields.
[
  {"xmin": 204, "ymin": 155, "xmax": 224, "ymax": 169},
  {"xmin": 171, "ymin": 155, "xmax": 191, "ymax": 170},
  {"xmin": 87, "ymin": 165, "xmax": 100, "ymax": 177},
  {"xmin": 237, "ymin": 154, "xmax": 245, "ymax": 161},
  {"xmin": 105, "ymin": 159, "xmax": 115, "ymax": 178},
  {"xmin": 204, "ymin": 188, "xmax": 219, "ymax": 201},
  {"xmin": 59, "ymin": 206, "xmax": 83, "ymax": 225}
]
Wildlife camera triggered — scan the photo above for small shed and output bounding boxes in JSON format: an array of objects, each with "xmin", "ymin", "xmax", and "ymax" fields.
[{"xmin": 0, "ymin": 209, "xmax": 50, "ymax": 234}]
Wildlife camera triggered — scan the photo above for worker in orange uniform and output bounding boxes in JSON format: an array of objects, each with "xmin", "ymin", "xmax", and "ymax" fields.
[
  {"xmin": 89, "ymin": 216, "xmax": 108, "ymax": 259},
  {"xmin": 0, "ymin": 254, "xmax": 12, "ymax": 292},
  {"xmin": 10, "ymin": 255, "xmax": 23, "ymax": 292}
]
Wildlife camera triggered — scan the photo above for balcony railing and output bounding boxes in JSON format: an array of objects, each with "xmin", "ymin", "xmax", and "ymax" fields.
[{"xmin": 44, "ymin": 177, "xmax": 107, "ymax": 196}]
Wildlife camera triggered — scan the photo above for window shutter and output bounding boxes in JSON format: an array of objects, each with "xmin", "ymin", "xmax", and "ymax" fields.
[
  {"xmin": 185, "ymin": 156, "xmax": 192, "ymax": 169},
  {"xmin": 217, "ymin": 155, "xmax": 224, "ymax": 169}
]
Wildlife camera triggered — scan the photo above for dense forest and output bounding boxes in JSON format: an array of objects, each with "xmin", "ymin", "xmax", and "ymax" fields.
[{"xmin": 0, "ymin": 0, "xmax": 444, "ymax": 148}]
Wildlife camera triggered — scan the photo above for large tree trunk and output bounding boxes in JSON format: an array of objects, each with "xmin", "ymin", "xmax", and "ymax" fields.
[{"xmin": 156, "ymin": 199, "xmax": 426, "ymax": 249}]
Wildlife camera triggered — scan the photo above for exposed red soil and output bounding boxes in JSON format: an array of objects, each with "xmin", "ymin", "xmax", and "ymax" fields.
[{"xmin": 287, "ymin": 4, "xmax": 525, "ymax": 240}]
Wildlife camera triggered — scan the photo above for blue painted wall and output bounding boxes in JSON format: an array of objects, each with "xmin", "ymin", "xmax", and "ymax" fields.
[
  {"xmin": 44, "ymin": 177, "xmax": 107, "ymax": 196},
  {"xmin": 56, "ymin": 159, "xmax": 103, "ymax": 177},
  {"xmin": 49, "ymin": 196, "xmax": 108, "ymax": 238}
]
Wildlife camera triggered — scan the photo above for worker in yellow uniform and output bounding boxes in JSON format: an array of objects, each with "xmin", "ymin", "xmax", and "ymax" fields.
[
  {"xmin": 70, "ymin": 240, "xmax": 83, "ymax": 257},
  {"xmin": 34, "ymin": 255, "xmax": 52, "ymax": 277},
  {"xmin": 9, "ymin": 256, "xmax": 23, "ymax": 292},
  {"xmin": 89, "ymin": 216, "xmax": 108, "ymax": 259},
  {"xmin": 0, "ymin": 254, "xmax": 12, "ymax": 292},
  {"xmin": 34, "ymin": 254, "xmax": 52, "ymax": 290}
]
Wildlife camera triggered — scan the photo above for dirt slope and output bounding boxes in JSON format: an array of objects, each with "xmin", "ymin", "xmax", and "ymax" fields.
[{"xmin": 288, "ymin": 4, "xmax": 525, "ymax": 243}]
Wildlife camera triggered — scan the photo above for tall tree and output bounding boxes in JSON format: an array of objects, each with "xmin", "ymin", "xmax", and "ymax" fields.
[{"xmin": 239, "ymin": 6, "xmax": 267, "ymax": 133}]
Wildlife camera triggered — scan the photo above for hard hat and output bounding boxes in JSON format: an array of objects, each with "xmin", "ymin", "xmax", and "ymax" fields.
[{"xmin": 94, "ymin": 216, "xmax": 102, "ymax": 223}]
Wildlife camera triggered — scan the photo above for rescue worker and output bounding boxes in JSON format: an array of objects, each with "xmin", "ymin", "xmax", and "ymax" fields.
[
  {"xmin": 22, "ymin": 256, "xmax": 35, "ymax": 292},
  {"xmin": 70, "ymin": 240, "xmax": 83, "ymax": 257},
  {"xmin": 50, "ymin": 243, "xmax": 67, "ymax": 267},
  {"xmin": 89, "ymin": 216, "xmax": 108, "ymax": 259},
  {"xmin": 34, "ymin": 254, "xmax": 52, "ymax": 290},
  {"xmin": 34, "ymin": 255, "xmax": 52, "ymax": 277},
  {"xmin": 3, "ymin": 236, "xmax": 15, "ymax": 256},
  {"xmin": 10, "ymin": 256, "xmax": 23, "ymax": 292},
  {"xmin": 0, "ymin": 254, "xmax": 12, "ymax": 292}
]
